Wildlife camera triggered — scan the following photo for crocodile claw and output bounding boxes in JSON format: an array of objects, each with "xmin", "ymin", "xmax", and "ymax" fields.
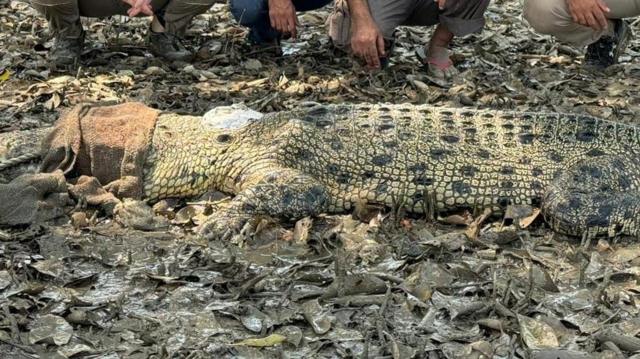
[{"xmin": 197, "ymin": 213, "xmax": 249, "ymax": 241}]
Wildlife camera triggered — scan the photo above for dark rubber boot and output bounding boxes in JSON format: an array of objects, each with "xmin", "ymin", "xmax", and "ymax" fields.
[
  {"xmin": 148, "ymin": 31, "xmax": 193, "ymax": 62},
  {"xmin": 584, "ymin": 19, "xmax": 631, "ymax": 69},
  {"xmin": 51, "ymin": 24, "xmax": 85, "ymax": 68}
]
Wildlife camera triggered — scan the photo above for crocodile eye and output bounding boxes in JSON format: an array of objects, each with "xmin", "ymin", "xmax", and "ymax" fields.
[{"xmin": 216, "ymin": 134, "xmax": 233, "ymax": 143}]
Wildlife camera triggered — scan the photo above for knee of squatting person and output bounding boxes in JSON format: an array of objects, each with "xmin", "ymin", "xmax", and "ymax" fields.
[
  {"xmin": 523, "ymin": 0, "xmax": 639, "ymax": 67},
  {"xmin": 329, "ymin": 0, "xmax": 490, "ymax": 84},
  {"xmin": 30, "ymin": 0, "xmax": 218, "ymax": 67}
]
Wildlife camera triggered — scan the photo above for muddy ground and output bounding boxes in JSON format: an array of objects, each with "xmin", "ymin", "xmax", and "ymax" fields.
[{"xmin": 1, "ymin": 0, "xmax": 640, "ymax": 358}]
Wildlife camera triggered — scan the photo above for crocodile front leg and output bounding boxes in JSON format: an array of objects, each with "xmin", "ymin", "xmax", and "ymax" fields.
[
  {"xmin": 198, "ymin": 169, "xmax": 329, "ymax": 240},
  {"xmin": 543, "ymin": 156, "xmax": 640, "ymax": 239}
]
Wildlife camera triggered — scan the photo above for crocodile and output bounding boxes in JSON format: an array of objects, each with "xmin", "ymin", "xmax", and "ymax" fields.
[{"xmin": 3, "ymin": 103, "xmax": 640, "ymax": 240}]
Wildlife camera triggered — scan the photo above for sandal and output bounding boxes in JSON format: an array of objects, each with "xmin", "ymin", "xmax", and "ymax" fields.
[{"xmin": 415, "ymin": 46, "xmax": 459, "ymax": 88}]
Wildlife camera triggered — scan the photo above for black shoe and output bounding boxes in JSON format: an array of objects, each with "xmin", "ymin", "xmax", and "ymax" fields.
[
  {"xmin": 148, "ymin": 31, "xmax": 193, "ymax": 62},
  {"xmin": 247, "ymin": 30, "xmax": 283, "ymax": 56},
  {"xmin": 51, "ymin": 27, "xmax": 85, "ymax": 68},
  {"xmin": 584, "ymin": 19, "xmax": 631, "ymax": 68}
]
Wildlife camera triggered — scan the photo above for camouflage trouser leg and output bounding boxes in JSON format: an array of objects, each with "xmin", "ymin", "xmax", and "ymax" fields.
[
  {"xmin": 163, "ymin": 0, "xmax": 217, "ymax": 35},
  {"xmin": 30, "ymin": 0, "xmax": 82, "ymax": 36},
  {"xmin": 30, "ymin": 0, "xmax": 215, "ymax": 36}
]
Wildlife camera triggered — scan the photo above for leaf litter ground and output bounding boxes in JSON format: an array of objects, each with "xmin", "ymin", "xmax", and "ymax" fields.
[{"xmin": 1, "ymin": 0, "xmax": 640, "ymax": 358}]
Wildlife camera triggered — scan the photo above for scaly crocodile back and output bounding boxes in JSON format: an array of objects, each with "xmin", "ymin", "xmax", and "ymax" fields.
[{"xmin": 142, "ymin": 104, "xmax": 640, "ymax": 214}]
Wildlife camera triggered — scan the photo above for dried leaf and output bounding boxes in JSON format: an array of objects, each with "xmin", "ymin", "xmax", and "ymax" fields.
[
  {"xmin": 173, "ymin": 204, "xmax": 205, "ymax": 225},
  {"xmin": 293, "ymin": 217, "xmax": 313, "ymax": 243},
  {"xmin": 442, "ymin": 212, "xmax": 473, "ymax": 226},
  {"xmin": 31, "ymin": 259, "xmax": 64, "ymax": 278},
  {"xmin": 57, "ymin": 343, "xmax": 94, "ymax": 357},
  {"xmin": 607, "ymin": 245, "xmax": 640, "ymax": 264},
  {"xmin": 519, "ymin": 208, "xmax": 541, "ymax": 228},
  {"xmin": 0, "ymin": 68, "xmax": 10, "ymax": 82},
  {"xmin": 44, "ymin": 92, "xmax": 61, "ymax": 110},
  {"xmin": 243, "ymin": 59, "xmax": 263, "ymax": 71},
  {"xmin": 240, "ymin": 305, "xmax": 271, "ymax": 333},
  {"xmin": 518, "ymin": 314, "xmax": 560, "ymax": 349},
  {"xmin": 29, "ymin": 315, "xmax": 73, "ymax": 346},
  {"xmin": 302, "ymin": 299, "xmax": 331, "ymax": 334},
  {"xmin": 233, "ymin": 334, "xmax": 286, "ymax": 347},
  {"xmin": 276, "ymin": 326, "xmax": 303, "ymax": 347},
  {"xmin": 465, "ymin": 208, "xmax": 492, "ymax": 239},
  {"xmin": 0, "ymin": 270, "xmax": 11, "ymax": 290}
]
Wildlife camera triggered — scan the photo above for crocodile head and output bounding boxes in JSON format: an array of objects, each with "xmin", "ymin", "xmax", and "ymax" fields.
[{"xmin": 143, "ymin": 105, "xmax": 267, "ymax": 201}]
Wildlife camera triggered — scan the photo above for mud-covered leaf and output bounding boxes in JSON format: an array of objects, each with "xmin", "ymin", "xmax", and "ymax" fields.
[
  {"xmin": 145, "ymin": 273, "xmax": 188, "ymax": 285},
  {"xmin": 173, "ymin": 204, "xmax": 205, "ymax": 225},
  {"xmin": 436, "ymin": 232, "xmax": 468, "ymax": 252},
  {"xmin": 607, "ymin": 245, "xmax": 640, "ymax": 264},
  {"xmin": 431, "ymin": 291, "xmax": 487, "ymax": 320},
  {"xmin": 518, "ymin": 314, "xmax": 560, "ymax": 349},
  {"xmin": 114, "ymin": 199, "xmax": 169, "ymax": 231},
  {"xmin": 292, "ymin": 217, "xmax": 313, "ymax": 243},
  {"xmin": 243, "ymin": 59, "xmax": 263, "ymax": 71},
  {"xmin": 234, "ymin": 333, "xmax": 286, "ymax": 347},
  {"xmin": 405, "ymin": 262, "xmax": 455, "ymax": 301},
  {"xmin": 530, "ymin": 264, "xmax": 559, "ymax": 292},
  {"xmin": 302, "ymin": 299, "xmax": 331, "ymax": 334},
  {"xmin": 505, "ymin": 205, "xmax": 534, "ymax": 222},
  {"xmin": 29, "ymin": 314, "xmax": 73, "ymax": 346},
  {"xmin": 275, "ymin": 326, "xmax": 303, "ymax": 347},
  {"xmin": 0, "ymin": 270, "xmax": 12, "ymax": 290},
  {"xmin": 57, "ymin": 343, "xmax": 95, "ymax": 357},
  {"xmin": 530, "ymin": 350, "xmax": 592, "ymax": 359},
  {"xmin": 240, "ymin": 305, "xmax": 272, "ymax": 333},
  {"xmin": 31, "ymin": 258, "xmax": 64, "ymax": 278},
  {"xmin": 5, "ymin": 281, "xmax": 45, "ymax": 297},
  {"xmin": 321, "ymin": 272, "xmax": 387, "ymax": 300}
]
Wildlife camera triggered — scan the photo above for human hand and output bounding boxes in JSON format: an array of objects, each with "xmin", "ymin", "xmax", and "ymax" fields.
[
  {"xmin": 350, "ymin": 18, "xmax": 386, "ymax": 69},
  {"xmin": 566, "ymin": 0, "xmax": 610, "ymax": 30},
  {"xmin": 122, "ymin": 0, "xmax": 154, "ymax": 17},
  {"xmin": 268, "ymin": 0, "xmax": 298, "ymax": 39},
  {"xmin": 434, "ymin": 0, "xmax": 446, "ymax": 10}
]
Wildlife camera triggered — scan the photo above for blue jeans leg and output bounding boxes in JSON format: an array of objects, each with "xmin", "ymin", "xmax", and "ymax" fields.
[{"xmin": 230, "ymin": 0, "xmax": 332, "ymax": 43}]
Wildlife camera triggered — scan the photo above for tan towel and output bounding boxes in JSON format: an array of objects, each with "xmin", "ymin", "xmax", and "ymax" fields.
[
  {"xmin": 40, "ymin": 102, "xmax": 159, "ymax": 199},
  {"xmin": 327, "ymin": 0, "xmax": 351, "ymax": 51}
]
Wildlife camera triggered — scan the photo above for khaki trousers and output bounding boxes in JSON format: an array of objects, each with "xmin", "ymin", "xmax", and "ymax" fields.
[
  {"xmin": 30, "ymin": 0, "xmax": 216, "ymax": 35},
  {"xmin": 523, "ymin": 0, "xmax": 640, "ymax": 46}
]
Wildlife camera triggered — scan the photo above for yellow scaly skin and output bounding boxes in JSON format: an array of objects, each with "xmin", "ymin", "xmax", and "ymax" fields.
[{"xmin": 142, "ymin": 104, "xmax": 640, "ymax": 240}]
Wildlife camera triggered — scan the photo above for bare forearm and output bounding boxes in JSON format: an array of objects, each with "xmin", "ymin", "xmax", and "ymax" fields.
[
  {"xmin": 347, "ymin": 0, "xmax": 374, "ymax": 24},
  {"xmin": 346, "ymin": 0, "xmax": 385, "ymax": 68}
]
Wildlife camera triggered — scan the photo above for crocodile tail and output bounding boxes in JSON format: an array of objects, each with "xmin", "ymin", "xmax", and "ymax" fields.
[
  {"xmin": 0, "ymin": 127, "xmax": 50, "ymax": 173},
  {"xmin": 0, "ymin": 152, "xmax": 41, "ymax": 171}
]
